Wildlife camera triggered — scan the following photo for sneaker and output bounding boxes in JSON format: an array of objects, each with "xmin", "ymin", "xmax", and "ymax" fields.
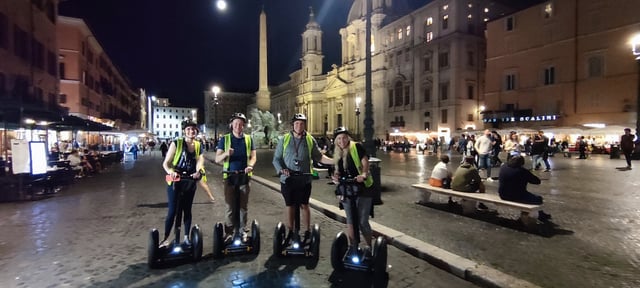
[
  {"xmin": 159, "ymin": 238, "xmax": 171, "ymax": 248},
  {"xmin": 478, "ymin": 203, "xmax": 489, "ymax": 210},
  {"xmin": 285, "ymin": 230, "xmax": 294, "ymax": 245},
  {"xmin": 303, "ymin": 230, "xmax": 311, "ymax": 244},
  {"xmin": 543, "ymin": 168, "xmax": 550, "ymax": 172},
  {"xmin": 538, "ymin": 211, "xmax": 552, "ymax": 222},
  {"xmin": 183, "ymin": 235, "xmax": 190, "ymax": 245},
  {"xmin": 486, "ymin": 178, "xmax": 494, "ymax": 182}
]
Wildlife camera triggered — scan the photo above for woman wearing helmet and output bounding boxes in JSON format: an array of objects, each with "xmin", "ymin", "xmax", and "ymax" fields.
[
  {"xmin": 215, "ymin": 112, "xmax": 256, "ymax": 239},
  {"xmin": 160, "ymin": 120, "xmax": 205, "ymax": 246},
  {"xmin": 331, "ymin": 127, "xmax": 374, "ymax": 249},
  {"xmin": 272, "ymin": 113, "xmax": 333, "ymax": 243}
]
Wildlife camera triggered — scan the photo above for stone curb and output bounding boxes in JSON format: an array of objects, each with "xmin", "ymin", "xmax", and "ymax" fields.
[{"xmin": 252, "ymin": 175, "xmax": 540, "ymax": 288}]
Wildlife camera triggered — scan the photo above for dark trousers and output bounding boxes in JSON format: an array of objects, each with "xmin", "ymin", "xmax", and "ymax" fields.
[
  {"xmin": 500, "ymin": 191, "xmax": 543, "ymax": 205},
  {"xmin": 623, "ymin": 150, "xmax": 633, "ymax": 167},
  {"xmin": 164, "ymin": 180, "xmax": 197, "ymax": 239}
]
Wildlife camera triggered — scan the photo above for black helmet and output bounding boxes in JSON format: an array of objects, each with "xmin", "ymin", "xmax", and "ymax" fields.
[
  {"xmin": 333, "ymin": 126, "xmax": 350, "ymax": 138},
  {"xmin": 291, "ymin": 113, "xmax": 307, "ymax": 123},
  {"xmin": 229, "ymin": 112, "xmax": 247, "ymax": 123},
  {"xmin": 182, "ymin": 120, "xmax": 199, "ymax": 131}
]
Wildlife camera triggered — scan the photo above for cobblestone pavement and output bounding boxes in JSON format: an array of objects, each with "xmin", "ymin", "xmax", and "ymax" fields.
[
  {"xmin": 0, "ymin": 151, "xmax": 474, "ymax": 288},
  {"xmin": 253, "ymin": 149, "xmax": 640, "ymax": 288}
]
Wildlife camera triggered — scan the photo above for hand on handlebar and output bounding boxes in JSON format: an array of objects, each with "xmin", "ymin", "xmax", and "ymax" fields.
[{"xmin": 244, "ymin": 166, "xmax": 254, "ymax": 174}]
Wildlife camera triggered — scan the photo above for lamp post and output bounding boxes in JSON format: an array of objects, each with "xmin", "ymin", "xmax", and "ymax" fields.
[
  {"xmin": 147, "ymin": 95, "xmax": 156, "ymax": 134},
  {"xmin": 631, "ymin": 34, "xmax": 640, "ymax": 139},
  {"xmin": 355, "ymin": 95, "xmax": 361, "ymax": 141},
  {"xmin": 363, "ymin": 0, "xmax": 375, "ymax": 156},
  {"xmin": 211, "ymin": 85, "xmax": 221, "ymax": 141}
]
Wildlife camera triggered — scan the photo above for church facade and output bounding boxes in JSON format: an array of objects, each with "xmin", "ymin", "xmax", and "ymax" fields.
[{"xmin": 268, "ymin": 0, "xmax": 515, "ymax": 142}]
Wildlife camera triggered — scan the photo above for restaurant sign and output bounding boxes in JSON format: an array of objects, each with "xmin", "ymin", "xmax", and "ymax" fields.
[{"xmin": 483, "ymin": 115, "xmax": 558, "ymax": 123}]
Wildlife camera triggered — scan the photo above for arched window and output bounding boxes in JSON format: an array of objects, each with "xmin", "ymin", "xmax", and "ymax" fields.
[{"xmin": 394, "ymin": 81, "xmax": 403, "ymax": 107}]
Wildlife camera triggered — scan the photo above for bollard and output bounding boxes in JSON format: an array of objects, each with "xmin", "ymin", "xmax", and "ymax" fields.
[{"xmin": 369, "ymin": 157, "xmax": 383, "ymax": 205}]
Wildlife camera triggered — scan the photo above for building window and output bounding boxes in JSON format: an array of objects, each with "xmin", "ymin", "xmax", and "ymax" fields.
[
  {"xmin": 424, "ymin": 122, "xmax": 430, "ymax": 130},
  {"xmin": 467, "ymin": 85, "xmax": 474, "ymax": 99},
  {"xmin": 426, "ymin": 31, "xmax": 433, "ymax": 42},
  {"xmin": 506, "ymin": 16, "xmax": 514, "ymax": 31},
  {"xmin": 59, "ymin": 94, "xmax": 67, "ymax": 104},
  {"xmin": 544, "ymin": 3, "xmax": 553, "ymax": 18},
  {"xmin": 59, "ymin": 62, "xmax": 66, "ymax": 79},
  {"xmin": 0, "ymin": 13, "xmax": 8, "ymax": 49},
  {"xmin": 389, "ymin": 54, "xmax": 394, "ymax": 66},
  {"xmin": 394, "ymin": 81, "xmax": 403, "ymax": 106},
  {"xmin": 442, "ymin": 15, "xmax": 449, "ymax": 30},
  {"xmin": 588, "ymin": 56, "xmax": 603, "ymax": 78},
  {"xmin": 467, "ymin": 114, "xmax": 474, "ymax": 121},
  {"xmin": 424, "ymin": 87, "xmax": 431, "ymax": 102},
  {"xmin": 405, "ymin": 48, "xmax": 410, "ymax": 62},
  {"xmin": 440, "ymin": 82, "xmax": 449, "ymax": 100},
  {"xmin": 406, "ymin": 25, "xmax": 411, "ymax": 36},
  {"xmin": 544, "ymin": 66, "xmax": 555, "ymax": 85},
  {"xmin": 441, "ymin": 109, "xmax": 448, "ymax": 124},
  {"xmin": 426, "ymin": 17, "xmax": 433, "ymax": 26},
  {"xmin": 505, "ymin": 74, "xmax": 516, "ymax": 90},
  {"xmin": 337, "ymin": 114, "xmax": 343, "ymax": 127},
  {"xmin": 438, "ymin": 52, "xmax": 449, "ymax": 68},
  {"xmin": 467, "ymin": 51, "xmax": 475, "ymax": 66},
  {"xmin": 388, "ymin": 90, "xmax": 393, "ymax": 107},
  {"xmin": 404, "ymin": 86, "xmax": 410, "ymax": 105},
  {"xmin": 397, "ymin": 28, "xmax": 403, "ymax": 40},
  {"xmin": 423, "ymin": 56, "xmax": 432, "ymax": 72}
]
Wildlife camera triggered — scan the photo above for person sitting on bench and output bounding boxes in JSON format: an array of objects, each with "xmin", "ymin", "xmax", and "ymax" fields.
[
  {"xmin": 498, "ymin": 154, "xmax": 552, "ymax": 222},
  {"xmin": 429, "ymin": 155, "xmax": 453, "ymax": 188},
  {"xmin": 451, "ymin": 156, "xmax": 487, "ymax": 209}
]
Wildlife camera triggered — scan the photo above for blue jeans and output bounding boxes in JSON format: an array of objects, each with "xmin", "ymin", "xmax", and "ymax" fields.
[{"xmin": 477, "ymin": 153, "xmax": 492, "ymax": 178}]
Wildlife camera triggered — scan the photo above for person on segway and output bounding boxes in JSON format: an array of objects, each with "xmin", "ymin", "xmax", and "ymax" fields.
[
  {"xmin": 330, "ymin": 127, "xmax": 375, "ymax": 250},
  {"xmin": 215, "ymin": 113, "xmax": 257, "ymax": 242},
  {"xmin": 160, "ymin": 120, "xmax": 205, "ymax": 247},
  {"xmin": 272, "ymin": 113, "xmax": 333, "ymax": 244}
]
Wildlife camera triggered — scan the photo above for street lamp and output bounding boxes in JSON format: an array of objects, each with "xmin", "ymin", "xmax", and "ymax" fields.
[
  {"xmin": 355, "ymin": 95, "xmax": 361, "ymax": 141},
  {"xmin": 211, "ymin": 85, "xmax": 221, "ymax": 141},
  {"xmin": 147, "ymin": 95, "xmax": 156, "ymax": 134},
  {"xmin": 631, "ymin": 34, "xmax": 640, "ymax": 139},
  {"xmin": 216, "ymin": 0, "xmax": 227, "ymax": 11},
  {"xmin": 363, "ymin": 0, "xmax": 375, "ymax": 156}
]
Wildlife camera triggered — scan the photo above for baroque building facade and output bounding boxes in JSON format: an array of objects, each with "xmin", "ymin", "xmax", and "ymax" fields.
[{"xmin": 270, "ymin": 0, "xmax": 516, "ymax": 142}]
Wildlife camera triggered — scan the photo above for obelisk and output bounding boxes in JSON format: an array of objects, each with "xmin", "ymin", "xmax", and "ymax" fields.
[{"xmin": 256, "ymin": 8, "xmax": 271, "ymax": 111}]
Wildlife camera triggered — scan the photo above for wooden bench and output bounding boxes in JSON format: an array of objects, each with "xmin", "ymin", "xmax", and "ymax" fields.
[{"xmin": 412, "ymin": 183, "xmax": 543, "ymax": 226}]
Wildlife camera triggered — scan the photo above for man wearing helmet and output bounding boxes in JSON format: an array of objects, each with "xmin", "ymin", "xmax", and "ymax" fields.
[
  {"xmin": 272, "ymin": 113, "xmax": 333, "ymax": 243},
  {"xmin": 215, "ymin": 113, "xmax": 256, "ymax": 239},
  {"xmin": 161, "ymin": 120, "xmax": 205, "ymax": 246}
]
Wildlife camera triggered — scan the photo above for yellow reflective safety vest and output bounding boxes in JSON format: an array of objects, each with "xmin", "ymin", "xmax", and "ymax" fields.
[
  {"xmin": 223, "ymin": 133, "xmax": 252, "ymax": 179},
  {"xmin": 283, "ymin": 132, "xmax": 314, "ymax": 172},
  {"xmin": 167, "ymin": 138, "xmax": 201, "ymax": 185},
  {"xmin": 350, "ymin": 142, "xmax": 373, "ymax": 188}
]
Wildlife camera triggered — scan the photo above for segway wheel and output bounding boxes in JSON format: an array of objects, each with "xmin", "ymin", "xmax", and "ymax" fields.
[
  {"xmin": 372, "ymin": 236, "xmax": 388, "ymax": 273},
  {"xmin": 190, "ymin": 225, "xmax": 203, "ymax": 262},
  {"xmin": 251, "ymin": 219, "xmax": 260, "ymax": 254},
  {"xmin": 311, "ymin": 224, "xmax": 321, "ymax": 260},
  {"xmin": 331, "ymin": 231, "xmax": 348, "ymax": 271},
  {"xmin": 148, "ymin": 229, "xmax": 160, "ymax": 269},
  {"xmin": 273, "ymin": 222, "xmax": 286, "ymax": 257},
  {"xmin": 212, "ymin": 222, "xmax": 224, "ymax": 259}
]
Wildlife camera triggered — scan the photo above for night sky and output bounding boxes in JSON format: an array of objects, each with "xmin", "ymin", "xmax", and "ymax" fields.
[{"xmin": 58, "ymin": 0, "xmax": 533, "ymax": 114}]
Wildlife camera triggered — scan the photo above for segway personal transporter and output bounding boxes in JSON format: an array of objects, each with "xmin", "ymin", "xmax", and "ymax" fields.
[
  {"xmin": 212, "ymin": 170, "xmax": 260, "ymax": 258},
  {"xmin": 331, "ymin": 176, "xmax": 387, "ymax": 274},
  {"xmin": 148, "ymin": 170, "xmax": 203, "ymax": 269},
  {"xmin": 273, "ymin": 172, "xmax": 321, "ymax": 259}
]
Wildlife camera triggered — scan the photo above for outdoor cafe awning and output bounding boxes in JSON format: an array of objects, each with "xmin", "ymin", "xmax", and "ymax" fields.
[{"xmin": 47, "ymin": 115, "xmax": 114, "ymax": 132}]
